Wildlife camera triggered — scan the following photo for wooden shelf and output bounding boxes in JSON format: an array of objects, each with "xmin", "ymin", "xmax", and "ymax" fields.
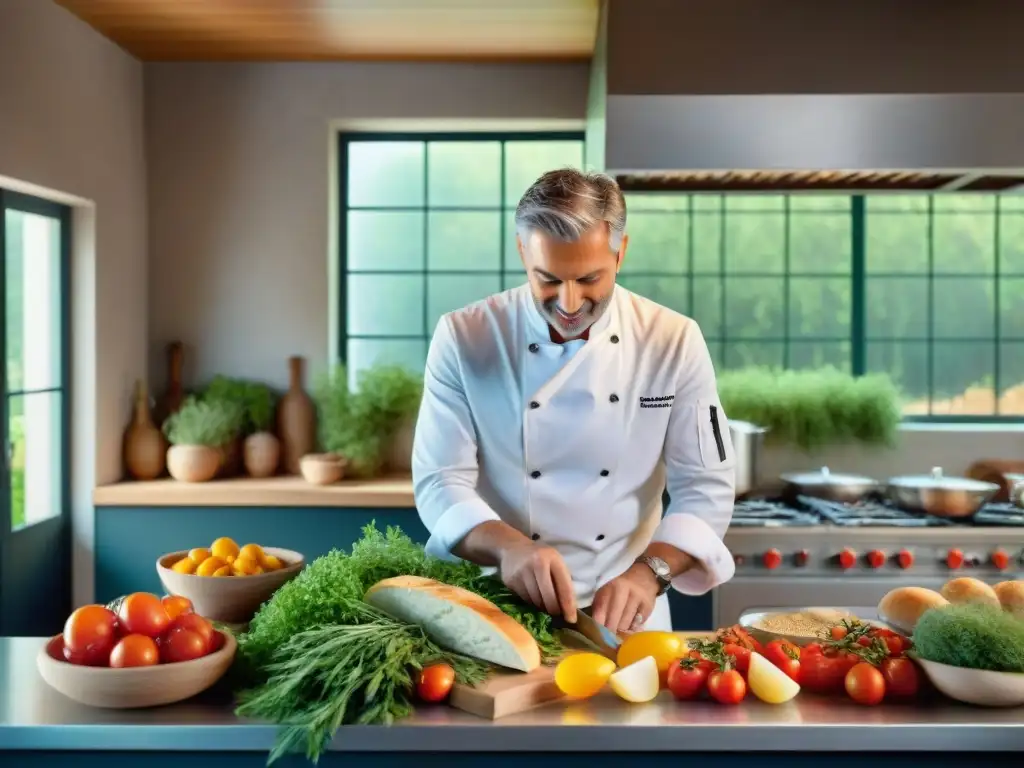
[{"xmin": 93, "ymin": 474, "xmax": 415, "ymax": 508}]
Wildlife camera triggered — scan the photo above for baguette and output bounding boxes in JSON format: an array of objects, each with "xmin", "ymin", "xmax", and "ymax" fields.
[
  {"xmin": 994, "ymin": 580, "xmax": 1024, "ymax": 619},
  {"xmin": 364, "ymin": 575, "xmax": 541, "ymax": 672},
  {"xmin": 877, "ymin": 586, "xmax": 948, "ymax": 632},
  {"xmin": 941, "ymin": 577, "xmax": 1001, "ymax": 608}
]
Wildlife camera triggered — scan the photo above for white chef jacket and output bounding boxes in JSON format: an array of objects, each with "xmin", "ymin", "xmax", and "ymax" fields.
[{"xmin": 412, "ymin": 283, "xmax": 736, "ymax": 632}]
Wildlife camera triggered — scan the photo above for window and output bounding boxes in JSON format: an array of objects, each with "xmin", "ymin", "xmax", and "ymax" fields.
[
  {"xmin": 0, "ymin": 191, "xmax": 69, "ymax": 530},
  {"xmin": 338, "ymin": 132, "xmax": 1022, "ymax": 419}
]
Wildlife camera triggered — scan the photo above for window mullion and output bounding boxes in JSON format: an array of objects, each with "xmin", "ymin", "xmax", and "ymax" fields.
[{"xmin": 850, "ymin": 195, "xmax": 866, "ymax": 376}]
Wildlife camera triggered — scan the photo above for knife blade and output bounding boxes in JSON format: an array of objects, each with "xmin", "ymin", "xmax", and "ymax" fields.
[{"xmin": 554, "ymin": 609, "xmax": 622, "ymax": 660}]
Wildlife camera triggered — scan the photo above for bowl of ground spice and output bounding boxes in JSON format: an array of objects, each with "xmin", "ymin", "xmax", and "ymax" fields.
[{"xmin": 740, "ymin": 607, "xmax": 868, "ymax": 646}]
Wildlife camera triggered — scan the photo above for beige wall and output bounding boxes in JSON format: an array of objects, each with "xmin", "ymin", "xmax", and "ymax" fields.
[
  {"xmin": 144, "ymin": 61, "xmax": 590, "ymax": 392},
  {"xmin": 0, "ymin": 0, "xmax": 148, "ymax": 605}
]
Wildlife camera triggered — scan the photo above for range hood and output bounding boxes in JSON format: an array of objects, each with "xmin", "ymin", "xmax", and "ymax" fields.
[{"xmin": 588, "ymin": 0, "xmax": 1024, "ymax": 193}]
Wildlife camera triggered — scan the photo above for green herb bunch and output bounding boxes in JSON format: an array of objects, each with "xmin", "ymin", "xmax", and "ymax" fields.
[
  {"xmin": 203, "ymin": 375, "xmax": 276, "ymax": 434},
  {"xmin": 162, "ymin": 395, "xmax": 243, "ymax": 447},
  {"xmin": 717, "ymin": 366, "xmax": 902, "ymax": 451},
  {"xmin": 912, "ymin": 603, "xmax": 1024, "ymax": 673},
  {"xmin": 314, "ymin": 364, "xmax": 423, "ymax": 477},
  {"xmin": 233, "ymin": 523, "xmax": 561, "ymax": 764}
]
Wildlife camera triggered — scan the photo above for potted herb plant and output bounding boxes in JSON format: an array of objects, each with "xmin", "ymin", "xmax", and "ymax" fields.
[
  {"xmin": 203, "ymin": 376, "xmax": 279, "ymax": 478},
  {"xmin": 163, "ymin": 396, "xmax": 244, "ymax": 482},
  {"xmin": 313, "ymin": 363, "xmax": 423, "ymax": 479}
]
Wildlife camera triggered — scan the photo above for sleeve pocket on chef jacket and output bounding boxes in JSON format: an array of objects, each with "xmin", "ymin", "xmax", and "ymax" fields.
[{"xmin": 696, "ymin": 400, "xmax": 735, "ymax": 469}]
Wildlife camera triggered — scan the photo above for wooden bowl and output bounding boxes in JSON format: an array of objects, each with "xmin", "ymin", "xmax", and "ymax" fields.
[
  {"xmin": 37, "ymin": 631, "xmax": 236, "ymax": 709},
  {"xmin": 299, "ymin": 452, "xmax": 347, "ymax": 485},
  {"xmin": 157, "ymin": 547, "xmax": 304, "ymax": 623}
]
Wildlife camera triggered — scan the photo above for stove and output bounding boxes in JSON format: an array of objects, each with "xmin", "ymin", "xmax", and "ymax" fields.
[{"xmin": 714, "ymin": 493, "xmax": 1024, "ymax": 629}]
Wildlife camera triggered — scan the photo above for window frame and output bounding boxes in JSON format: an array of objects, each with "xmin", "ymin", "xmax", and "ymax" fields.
[
  {"xmin": 0, "ymin": 187, "xmax": 72, "ymax": 548},
  {"xmin": 336, "ymin": 130, "xmax": 1020, "ymax": 423}
]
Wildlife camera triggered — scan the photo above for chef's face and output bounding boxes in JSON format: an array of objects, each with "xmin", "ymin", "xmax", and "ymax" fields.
[{"xmin": 518, "ymin": 225, "xmax": 627, "ymax": 340}]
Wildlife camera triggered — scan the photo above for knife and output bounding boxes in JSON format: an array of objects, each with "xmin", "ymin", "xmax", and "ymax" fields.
[{"xmin": 554, "ymin": 608, "xmax": 622, "ymax": 660}]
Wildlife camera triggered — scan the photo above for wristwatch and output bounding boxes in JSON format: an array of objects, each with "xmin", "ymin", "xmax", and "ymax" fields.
[{"xmin": 635, "ymin": 555, "xmax": 672, "ymax": 596}]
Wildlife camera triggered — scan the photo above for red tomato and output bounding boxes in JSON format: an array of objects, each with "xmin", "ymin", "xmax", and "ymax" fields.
[
  {"xmin": 170, "ymin": 613, "xmax": 215, "ymax": 652},
  {"xmin": 801, "ymin": 649, "xmax": 854, "ymax": 693},
  {"xmin": 117, "ymin": 593, "xmax": 170, "ymax": 639},
  {"xmin": 707, "ymin": 669, "xmax": 746, "ymax": 705},
  {"xmin": 882, "ymin": 635, "xmax": 905, "ymax": 656},
  {"xmin": 763, "ymin": 640, "xmax": 801, "ymax": 683},
  {"xmin": 845, "ymin": 662, "xmax": 885, "ymax": 705},
  {"xmin": 416, "ymin": 663, "xmax": 455, "ymax": 703},
  {"xmin": 722, "ymin": 644, "xmax": 751, "ymax": 676},
  {"xmin": 687, "ymin": 649, "xmax": 716, "ymax": 673},
  {"xmin": 160, "ymin": 627, "xmax": 208, "ymax": 663},
  {"xmin": 161, "ymin": 595, "xmax": 194, "ymax": 621},
  {"xmin": 62, "ymin": 605, "xmax": 119, "ymax": 665},
  {"xmin": 209, "ymin": 631, "xmax": 226, "ymax": 652},
  {"xmin": 881, "ymin": 657, "xmax": 920, "ymax": 700},
  {"xmin": 830, "ymin": 626, "xmax": 848, "ymax": 641},
  {"xmin": 666, "ymin": 659, "xmax": 710, "ymax": 700},
  {"xmin": 109, "ymin": 634, "xmax": 159, "ymax": 668}
]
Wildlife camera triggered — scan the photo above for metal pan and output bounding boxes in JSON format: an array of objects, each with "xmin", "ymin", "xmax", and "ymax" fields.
[
  {"xmin": 779, "ymin": 466, "xmax": 880, "ymax": 504},
  {"xmin": 886, "ymin": 466, "xmax": 1000, "ymax": 518}
]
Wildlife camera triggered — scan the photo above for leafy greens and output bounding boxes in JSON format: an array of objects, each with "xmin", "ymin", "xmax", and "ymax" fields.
[{"xmin": 233, "ymin": 523, "xmax": 563, "ymax": 764}]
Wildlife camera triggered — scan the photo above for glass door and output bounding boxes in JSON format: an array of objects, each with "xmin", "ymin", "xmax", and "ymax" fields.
[{"xmin": 0, "ymin": 190, "xmax": 70, "ymax": 636}]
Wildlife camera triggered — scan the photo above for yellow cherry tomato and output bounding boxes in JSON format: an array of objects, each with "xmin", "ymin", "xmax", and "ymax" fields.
[{"xmin": 554, "ymin": 652, "xmax": 617, "ymax": 699}]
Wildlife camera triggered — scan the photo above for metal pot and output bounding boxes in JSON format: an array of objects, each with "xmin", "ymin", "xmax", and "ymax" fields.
[
  {"xmin": 730, "ymin": 421, "xmax": 767, "ymax": 497},
  {"xmin": 885, "ymin": 466, "xmax": 1000, "ymax": 518},
  {"xmin": 779, "ymin": 466, "xmax": 881, "ymax": 503}
]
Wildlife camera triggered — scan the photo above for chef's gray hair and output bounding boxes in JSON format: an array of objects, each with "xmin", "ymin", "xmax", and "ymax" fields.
[{"xmin": 515, "ymin": 168, "xmax": 627, "ymax": 253}]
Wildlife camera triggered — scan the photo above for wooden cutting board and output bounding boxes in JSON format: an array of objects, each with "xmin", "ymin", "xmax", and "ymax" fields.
[{"xmin": 448, "ymin": 631, "xmax": 713, "ymax": 720}]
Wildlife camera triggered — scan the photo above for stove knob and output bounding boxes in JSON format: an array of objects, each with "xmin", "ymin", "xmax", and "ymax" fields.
[
  {"xmin": 867, "ymin": 549, "xmax": 886, "ymax": 569},
  {"xmin": 946, "ymin": 549, "xmax": 965, "ymax": 570},
  {"xmin": 992, "ymin": 549, "xmax": 1010, "ymax": 571},
  {"xmin": 794, "ymin": 549, "xmax": 810, "ymax": 567},
  {"xmin": 734, "ymin": 554, "xmax": 745, "ymax": 566},
  {"xmin": 897, "ymin": 549, "xmax": 914, "ymax": 569},
  {"xmin": 763, "ymin": 548, "xmax": 783, "ymax": 570},
  {"xmin": 838, "ymin": 548, "xmax": 857, "ymax": 570}
]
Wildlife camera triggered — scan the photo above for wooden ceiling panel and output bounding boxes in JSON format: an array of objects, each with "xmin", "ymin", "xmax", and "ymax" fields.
[{"xmin": 52, "ymin": 0, "xmax": 600, "ymax": 61}]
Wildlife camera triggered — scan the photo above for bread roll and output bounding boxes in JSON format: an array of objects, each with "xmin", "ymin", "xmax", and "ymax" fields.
[
  {"xmin": 941, "ymin": 577, "xmax": 1001, "ymax": 608},
  {"xmin": 994, "ymin": 580, "xmax": 1024, "ymax": 619},
  {"xmin": 364, "ymin": 575, "xmax": 541, "ymax": 672},
  {"xmin": 877, "ymin": 587, "xmax": 949, "ymax": 632}
]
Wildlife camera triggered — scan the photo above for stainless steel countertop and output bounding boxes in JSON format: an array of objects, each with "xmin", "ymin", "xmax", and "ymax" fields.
[{"xmin": 2, "ymin": 637, "xmax": 1022, "ymax": 753}]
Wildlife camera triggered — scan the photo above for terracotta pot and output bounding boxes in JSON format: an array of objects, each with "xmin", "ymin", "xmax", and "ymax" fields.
[
  {"xmin": 276, "ymin": 356, "xmax": 316, "ymax": 474},
  {"xmin": 299, "ymin": 453, "xmax": 347, "ymax": 485},
  {"xmin": 387, "ymin": 417, "xmax": 415, "ymax": 473},
  {"xmin": 166, "ymin": 445, "xmax": 220, "ymax": 483},
  {"xmin": 123, "ymin": 380, "xmax": 167, "ymax": 480},
  {"xmin": 244, "ymin": 432, "xmax": 280, "ymax": 478}
]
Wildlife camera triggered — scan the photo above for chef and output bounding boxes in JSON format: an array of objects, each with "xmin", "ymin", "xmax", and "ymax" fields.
[{"xmin": 411, "ymin": 168, "xmax": 736, "ymax": 634}]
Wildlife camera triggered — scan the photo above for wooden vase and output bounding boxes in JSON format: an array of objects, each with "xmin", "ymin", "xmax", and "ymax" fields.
[
  {"xmin": 155, "ymin": 341, "xmax": 185, "ymax": 427},
  {"xmin": 276, "ymin": 356, "xmax": 316, "ymax": 475},
  {"xmin": 123, "ymin": 380, "xmax": 166, "ymax": 480},
  {"xmin": 166, "ymin": 445, "xmax": 220, "ymax": 483}
]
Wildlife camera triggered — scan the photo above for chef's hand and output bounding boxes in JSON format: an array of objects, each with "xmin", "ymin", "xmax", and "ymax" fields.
[
  {"xmin": 499, "ymin": 542, "xmax": 577, "ymax": 622},
  {"xmin": 590, "ymin": 563, "xmax": 659, "ymax": 634}
]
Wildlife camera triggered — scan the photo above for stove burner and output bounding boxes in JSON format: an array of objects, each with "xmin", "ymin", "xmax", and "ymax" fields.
[
  {"xmin": 731, "ymin": 494, "xmax": 1024, "ymax": 527},
  {"xmin": 730, "ymin": 499, "xmax": 821, "ymax": 527},
  {"xmin": 972, "ymin": 503, "xmax": 1024, "ymax": 526},
  {"xmin": 795, "ymin": 495, "xmax": 956, "ymax": 528}
]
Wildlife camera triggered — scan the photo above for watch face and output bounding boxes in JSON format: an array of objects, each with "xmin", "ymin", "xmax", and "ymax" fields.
[{"xmin": 646, "ymin": 556, "xmax": 671, "ymax": 580}]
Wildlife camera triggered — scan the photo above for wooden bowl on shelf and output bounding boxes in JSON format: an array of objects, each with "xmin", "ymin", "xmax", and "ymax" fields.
[
  {"xmin": 157, "ymin": 547, "xmax": 305, "ymax": 623},
  {"xmin": 299, "ymin": 452, "xmax": 347, "ymax": 485},
  {"xmin": 37, "ymin": 631, "xmax": 236, "ymax": 709}
]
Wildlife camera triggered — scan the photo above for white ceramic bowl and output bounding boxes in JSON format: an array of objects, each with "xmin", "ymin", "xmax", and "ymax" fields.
[
  {"xmin": 157, "ymin": 547, "xmax": 304, "ymax": 623},
  {"xmin": 37, "ymin": 631, "xmax": 236, "ymax": 709},
  {"xmin": 740, "ymin": 607, "xmax": 896, "ymax": 647},
  {"xmin": 916, "ymin": 658, "xmax": 1024, "ymax": 707}
]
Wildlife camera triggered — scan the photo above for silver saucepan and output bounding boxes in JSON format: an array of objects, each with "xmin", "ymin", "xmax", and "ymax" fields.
[
  {"xmin": 779, "ymin": 466, "xmax": 881, "ymax": 504},
  {"xmin": 886, "ymin": 466, "xmax": 1000, "ymax": 518}
]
